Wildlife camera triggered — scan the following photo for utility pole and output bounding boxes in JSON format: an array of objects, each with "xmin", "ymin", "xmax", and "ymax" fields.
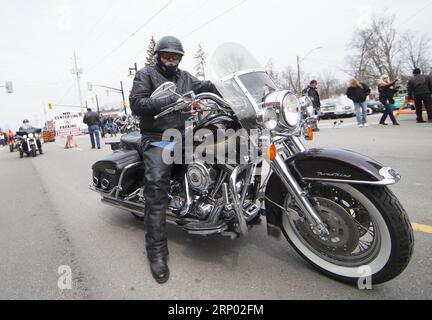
[
  {"xmin": 297, "ymin": 46, "xmax": 323, "ymax": 95},
  {"xmin": 72, "ymin": 52, "xmax": 84, "ymax": 116},
  {"xmin": 120, "ymin": 81, "xmax": 127, "ymax": 115},
  {"xmin": 297, "ymin": 56, "xmax": 301, "ymax": 95},
  {"xmin": 95, "ymin": 94, "xmax": 100, "ymax": 116},
  {"xmin": 129, "ymin": 63, "xmax": 138, "ymax": 77}
]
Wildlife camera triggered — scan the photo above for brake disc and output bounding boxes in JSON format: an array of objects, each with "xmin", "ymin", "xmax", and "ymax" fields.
[{"xmin": 296, "ymin": 197, "xmax": 360, "ymax": 255}]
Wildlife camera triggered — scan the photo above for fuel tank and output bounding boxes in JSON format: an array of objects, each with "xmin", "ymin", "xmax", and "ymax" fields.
[{"xmin": 192, "ymin": 114, "xmax": 242, "ymax": 154}]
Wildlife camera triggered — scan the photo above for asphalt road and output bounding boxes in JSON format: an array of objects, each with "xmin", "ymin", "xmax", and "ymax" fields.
[{"xmin": 0, "ymin": 113, "xmax": 431, "ymax": 300}]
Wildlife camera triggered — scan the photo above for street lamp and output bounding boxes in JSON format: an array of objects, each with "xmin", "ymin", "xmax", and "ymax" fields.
[
  {"xmin": 129, "ymin": 63, "xmax": 138, "ymax": 78},
  {"xmin": 297, "ymin": 46, "xmax": 323, "ymax": 94}
]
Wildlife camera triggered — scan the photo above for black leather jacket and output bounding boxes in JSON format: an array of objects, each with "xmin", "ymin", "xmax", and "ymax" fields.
[
  {"xmin": 83, "ymin": 111, "xmax": 100, "ymax": 126},
  {"xmin": 408, "ymin": 75, "xmax": 432, "ymax": 99},
  {"xmin": 129, "ymin": 64, "xmax": 219, "ymax": 134},
  {"xmin": 304, "ymin": 86, "xmax": 321, "ymax": 109}
]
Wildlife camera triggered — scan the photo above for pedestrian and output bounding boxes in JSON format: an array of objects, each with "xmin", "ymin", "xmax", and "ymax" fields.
[
  {"xmin": 129, "ymin": 35, "xmax": 220, "ymax": 284},
  {"xmin": 378, "ymin": 75, "xmax": 400, "ymax": 126},
  {"xmin": 83, "ymin": 108, "xmax": 101, "ymax": 149},
  {"xmin": 99, "ymin": 115, "xmax": 106, "ymax": 138},
  {"xmin": 407, "ymin": 68, "xmax": 432, "ymax": 123},
  {"xmin": 303, "ymin": 80, "xmax": 321, "ymax": 131},
  {"xmin": 0, "ymin": 131, "xmax": 5, "ymax": 146},
  {"xmin": 346, "ymin": 79, "xmax": 371, "ymax": 128}
]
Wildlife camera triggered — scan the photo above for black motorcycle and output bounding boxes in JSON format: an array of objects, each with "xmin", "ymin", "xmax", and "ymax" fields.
[
  {"xmin": 90, "ymin": 43, "xmax": 413, "ymax": 285},
  {"xmin": 16, "ymin": 128, "xmax": 43, "ymax": 158}
]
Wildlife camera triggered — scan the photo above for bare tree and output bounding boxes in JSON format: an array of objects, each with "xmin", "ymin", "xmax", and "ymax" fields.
[
  {"xmin": 400, "ymin": 31, "xmax": 431, "ymax": 75},
  {"xmin": 265, "ymin": 58, "xmax": 282, "ymax": 88},
  {"xmin": 144, "ymin": 36, "xmax": 157, "ymax": 67},
  {"xmin": 317, "ymin": 70, "xmax": 346, "ymax": 100},
  {"xmin": 345, "ymin": 14, "xmax": 403, "ymax": 84},
  {"xmin": 345, "ymin": 29, "xmax": 376, "ymax": 83},
  {"xmin": 279, "ymin": 66, "xmax": 311, "ymax": 94},
  {"xmin": 194, "ymin": 43, "xmax": 207, "ymax": 80}
]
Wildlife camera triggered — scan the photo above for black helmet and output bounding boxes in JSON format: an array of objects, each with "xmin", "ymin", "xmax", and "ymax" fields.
[{"xmin": 154, "ymin": 36, "xmax": 185, "ymax": 56}]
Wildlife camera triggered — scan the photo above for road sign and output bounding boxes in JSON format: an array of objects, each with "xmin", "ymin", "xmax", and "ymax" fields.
[{"xmin": 53, "ymin": 112, "xmax": 82, "ymax": 137}]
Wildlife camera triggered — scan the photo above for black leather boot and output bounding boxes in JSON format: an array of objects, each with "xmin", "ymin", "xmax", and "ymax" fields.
[{"xmin": 149, "ymin": 258, "xmax": 169, "ymax": 284}]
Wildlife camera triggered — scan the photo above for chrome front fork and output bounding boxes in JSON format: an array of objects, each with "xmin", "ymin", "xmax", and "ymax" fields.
[{"xmin": 270, "ymin": 139, "xmax": 330, "ymax": 237}]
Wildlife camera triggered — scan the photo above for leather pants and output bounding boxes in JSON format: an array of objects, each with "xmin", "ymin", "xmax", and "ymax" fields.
[{"xmin": 142, "ymin": 144, "xmax": 172, "ymax": 261}]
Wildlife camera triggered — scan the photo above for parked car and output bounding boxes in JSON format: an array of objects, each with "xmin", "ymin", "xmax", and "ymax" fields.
[
  {"xmin": 366, "ymin": 100, "xmax": 385, "ymax": 113},
  {"xmin": 320, "ymin": 96, "xmax": 355, "ymax": 119},
  {"xmin": 392, "ymin": 97, "xmax": 415, "ymax": 111}
]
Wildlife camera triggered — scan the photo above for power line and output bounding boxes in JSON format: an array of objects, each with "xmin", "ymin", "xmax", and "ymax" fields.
[
  {"xmin": 56, "ymin": 83, "xmax": 75, "ymax": 106},
  {"xmin": 86, "ymin": 0, "xmax": 174, "ymax": 74},
  {"xmin": 181, "ymin": 0, "xmax": 247, "ymax": 38},
  {"xmin": 78, "ymin": 0, "xmax": 119, "ymax": 52},
  {"xmin": 106, "ymin": 0, "xmax": 248, "ymax": 81},
  {"xmin": 127, "ymin": 0, "xmax": 212, "ymax": 66},
  {"xmin": 396, "ymin": 1, "xmax": 432, "ymax": 28}
]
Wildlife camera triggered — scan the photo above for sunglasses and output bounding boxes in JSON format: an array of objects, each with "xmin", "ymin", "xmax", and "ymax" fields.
[{"xmin": 160, "ymin": 52, "xmax": 182, "ymax": 61}]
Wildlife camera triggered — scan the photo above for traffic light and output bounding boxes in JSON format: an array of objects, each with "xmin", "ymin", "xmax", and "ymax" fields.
[
  {"xmin": 48, "ymin": 103, "xmax": 53, "ymax": 110},
  {"xmin": 87, "ymin": 82, "xmax": 93, "ymax": 91},
  {"xmin": 5, "ymin": 81, "xmax": 13, "ymax": 93}
]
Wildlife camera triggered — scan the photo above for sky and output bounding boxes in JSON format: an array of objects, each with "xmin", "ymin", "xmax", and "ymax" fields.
[{"xmin": 0, "ymin": 0, "xmax": 431, "ymax": 130}]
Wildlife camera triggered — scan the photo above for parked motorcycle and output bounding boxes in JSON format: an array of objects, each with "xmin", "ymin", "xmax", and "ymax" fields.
[
  {"xmin": 15, "ymin": 128, "xmax": 43, "ymax": 158},
  {"xmin": 90, "ymin": 43, "xmax": 413, "ymax": 285}
]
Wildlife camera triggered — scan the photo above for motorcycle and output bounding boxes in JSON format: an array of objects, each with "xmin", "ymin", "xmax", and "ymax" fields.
[
  {"xmin": 15, "ymin": 128, "xmax": 43, "ymax": 158},
  {"xmin": 90, "ymin": 43, "xmax": 413, "ymax": 285},
  {"xmin": 9, "ymin": 137, "xmax": 19, "ymax": 152}
]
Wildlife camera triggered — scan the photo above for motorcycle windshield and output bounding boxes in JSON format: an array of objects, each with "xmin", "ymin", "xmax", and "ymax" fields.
[{"xmin": 208, "ymin": 42, "xmax": 278, "ymax": 129}]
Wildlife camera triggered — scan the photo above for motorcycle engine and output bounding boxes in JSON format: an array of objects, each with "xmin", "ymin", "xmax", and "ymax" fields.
[{"xmin": 186, "ymin": 162, "xmax": 216, "ymax": 194}]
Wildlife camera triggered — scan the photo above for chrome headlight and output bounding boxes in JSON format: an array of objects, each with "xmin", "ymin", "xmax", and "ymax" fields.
[
  {"xmin": 28, "ymin": 133, "xmax": 34, "ymax": 139},
  {"xmin": 282, "ymin": 93, "xmax": 300, "ymax": 127},
  {"xmin": 23, "ymin": 135, "xmax": 27, "ymax": 139},
  {"xmin": 299, "ymin": 96, "xmax": 314, "ymax": 116},
  {"xmin": 34, "ymin": 133, "xmax": 39, "ymax": 138},
  {"xmin": 257, "ymin": 107, "xmax": 278, "ymax": 130},
  {"xmin": 264, "ymin": 90, "xmax": 300, "ymax": 129}
]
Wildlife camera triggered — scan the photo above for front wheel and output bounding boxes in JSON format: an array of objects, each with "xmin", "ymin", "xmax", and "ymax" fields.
[
  {"xmin": 30, "ymin": 145, "xmax": 37, "ymax": 157},
  {"xmin": 281, "ymin": 183, "xmax": 414, "ymax": 285}
]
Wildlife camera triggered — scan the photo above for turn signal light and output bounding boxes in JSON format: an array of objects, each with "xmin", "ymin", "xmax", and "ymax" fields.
[
  {"xmin": 307, "ymin": 127, "xmax": 314, "ymax": 141},
  {"xmin": 267, "ymin": 144, "xmax": 277, "ymax": 161}
]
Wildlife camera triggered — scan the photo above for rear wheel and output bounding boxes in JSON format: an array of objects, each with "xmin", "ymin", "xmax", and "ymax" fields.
[{"xmin": 281, "ymin": 183, "xmax": 414, "ymax": 285}]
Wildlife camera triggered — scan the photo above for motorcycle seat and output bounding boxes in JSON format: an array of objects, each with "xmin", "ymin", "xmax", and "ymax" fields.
[{"xmin": 120, "ymin": 132, "xmax": 143, "ymax": 155}]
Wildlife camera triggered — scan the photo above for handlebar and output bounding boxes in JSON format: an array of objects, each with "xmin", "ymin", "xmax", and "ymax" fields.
[{"xmin": 153, "ymin": 92, "xmax": 232, "ymax": 120}]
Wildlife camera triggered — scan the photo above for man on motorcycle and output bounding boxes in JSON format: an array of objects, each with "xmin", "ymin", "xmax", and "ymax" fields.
[
  {"xmin": 18, "ymin": 119, "xmax": 43, "ymax": 152},
  {"xmin": 129, "ymin": 35, "xmax": 219, "ymax": 284}
]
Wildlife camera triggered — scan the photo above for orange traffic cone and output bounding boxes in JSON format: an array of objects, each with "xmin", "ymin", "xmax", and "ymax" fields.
[{"xmin": 65, "ymin": 135, "xmax": 77, "ymax": 149}]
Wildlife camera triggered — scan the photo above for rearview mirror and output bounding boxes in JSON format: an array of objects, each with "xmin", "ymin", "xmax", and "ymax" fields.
[{"xmin": 151, "ymin": 82, "xmax": 177, "ymax": 99}]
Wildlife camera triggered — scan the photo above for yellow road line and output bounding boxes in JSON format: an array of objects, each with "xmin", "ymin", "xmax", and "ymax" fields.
[{"xmin": 412, "ymin": 223, "xmax": 432, "ymax": 234}]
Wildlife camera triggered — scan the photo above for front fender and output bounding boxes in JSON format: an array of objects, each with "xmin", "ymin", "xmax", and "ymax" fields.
[
  {"xmin": 286, "ymin": 148, "xmax": 400, "ymax": 185},
  {"xmin": 264, "ymin": 148, "xmax": 401, "ymax": 237}
]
